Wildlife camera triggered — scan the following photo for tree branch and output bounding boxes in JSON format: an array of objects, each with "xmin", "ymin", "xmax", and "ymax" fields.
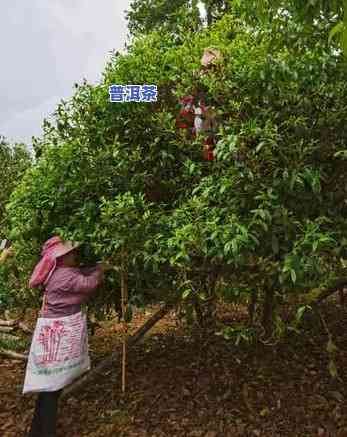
[
  {"xmin": 0, "ymin": 348, "xmax": 28, "ymax": 360},
  {"xmin": 0, "ymin": 326, "xmax": 14, "ymax": 333},
  {"xmin": 0, "ymin": 333, "xmax": 20, "ymax": 341},
  {"xmin": 62, "ymin": 301, "xmax": 176, "ymax": 398},
  {"xmin": 314, "ymin": 277, "xmax": 347, "ymax": 305},
  {"xmin": 0, "ymin": 319, "xmax": 17, "ymax": 326}
]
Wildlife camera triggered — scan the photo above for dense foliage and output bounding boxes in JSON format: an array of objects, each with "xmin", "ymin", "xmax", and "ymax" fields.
[
  {"xmin": 236, "ymin": 0, "xmax": 347, "ymax": 59},
  {"xmin": 127, "ymin": 0, "xmax": 347, "ymax": 54},
  {"xmin": 0, "ymin": 136, "xmax": 31, "ymax": 234},
  {"xmin": 0, "ymin": 136, "xmax": 31, "ymax": 309},
  {"xmin": 3, "ymin": 5, "xmax": 347, "ymax": 345},
  {"xmin": 126, "ymin": 0, "xmax": 230, "ymax": 35}
]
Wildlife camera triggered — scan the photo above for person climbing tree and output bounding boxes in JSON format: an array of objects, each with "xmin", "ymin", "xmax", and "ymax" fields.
[
  {"xmin": 176, "ymin": 94, "xmax": 196, "ymax": 139},
  {"xmin": 176, "ymin": 47, "xmax": 222, "ymax": 161}
]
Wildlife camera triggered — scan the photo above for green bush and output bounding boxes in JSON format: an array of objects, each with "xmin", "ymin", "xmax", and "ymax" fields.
[{"xmin": 4, "ymin": 11, "xmax": 347, "ymax": 336}]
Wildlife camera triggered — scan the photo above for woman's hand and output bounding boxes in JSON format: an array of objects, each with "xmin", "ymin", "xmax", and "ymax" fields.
[
  {"xmin": 0, "ymin": 247, "xmax": 14, "ymax": 264},
  {"xmin": 98, "ymin": 261, "xmax": 114, "ymax": 272}
]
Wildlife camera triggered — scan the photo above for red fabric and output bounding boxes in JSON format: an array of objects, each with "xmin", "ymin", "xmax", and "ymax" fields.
[
  {"xmin": 204, "ymin": 136, "xmax": 215, "ymax": 146},
  {"xmin": 29, "ymin": 237, "xmax": 75, "ymax": 289},
  {"xmin": 176, "ymin": 121, "xmax": 189, "ymax": 129},
  {"xmin": 180, "ymin": 95, "xmax": 194, "ymax": 105},
  {"xmin": 176, "ymin": 95, "xmax": 195, "ymax": 130},
  {"xmin": 203, "ymin": 137, "xmax": 215, "ymax": 161},
  {"xmin": 203, "ymin": 147, "xmax": 214, "ymax": 160},
  {"xmin": 177, "ymin": 112, "xmax": 194, "ymax": 129},
  {"xmin": 198, "ymin": 100, "xmax": 207, "ymax": 113}
]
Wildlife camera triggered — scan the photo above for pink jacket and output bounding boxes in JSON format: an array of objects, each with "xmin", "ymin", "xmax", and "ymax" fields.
[{"xmin": 42, "ymin": 265, "xmax": 104, "ymax": 318}]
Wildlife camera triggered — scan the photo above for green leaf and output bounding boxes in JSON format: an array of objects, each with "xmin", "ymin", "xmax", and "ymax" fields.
[
  {"xmin": 328, "ymin": 359, "xmax": 338, "ymax": 378},
  {"xmin": 260, "ymin": 407, "xmax": 270, "ymax": 417},
  {"xmin": 328, "ymin": 21, "xmax": 344, "ymax": 44},
  {"xmin": 341, "ymin": 25, "xmax": 347, "ymax": 55},
  {"xmin": 232, "ymin": 240, "xmax": 238, "ymax": 254},
  {"xmin": 224, "ymin": 241, "xmax": 232, "ymax": 254},
  {"xmin": 327, "ymin": 337, "xmax": 338, "ymax": 354},
  {"xmin": 210, "ymin": 230, "xmax": 219, "ymax": 240},
  {"xmin": 220, "ymin": 184, "xmax": 227, "ymax": 194},
  {"xmin": 258, "ymin": 209, "xmax": 266, "ymax": 220},
  {"xmin": 124, "ymin": 304, "xmax": 133, "ymax": 323},
  {"xmin": 256, "ymin": 141, "xmax": 266, "ymax": 153},
  {"xmin": 290, "ymin": 269, "xmax": 297, "ymax": 284},
  {"xmin": 296, "ymin": 305, "xmax": 307, "ymax": 321},
  {"xmin": 271, "ymin": 234, "xmax": 279, "ymax": 255},
  {"xmin": 182, "ymin": 288, "xmax": 192, "ymax": 299},
  {"xmin": 290, "ymin": 173, "xmax": 297, "ymax": 191}
]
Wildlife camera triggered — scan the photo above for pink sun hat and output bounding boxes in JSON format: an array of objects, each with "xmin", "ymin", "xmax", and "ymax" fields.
[{"xmin": 29, "ymin": 236, "xmax": 80, "ymax": 288}]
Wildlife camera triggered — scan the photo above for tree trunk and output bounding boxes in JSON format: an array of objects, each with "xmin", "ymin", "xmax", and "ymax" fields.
[
  {"xmin": 206, "ymin": 7, "xmax": 213, "ymax": 25},
  {"xmin": 339, "ymin": 288, "xmax": 345, "ymax": 307},
  {"xmin": 202, "ymin": 298, "xmax": 217, "ymax": 328},
  {"xmin": 248, "ymin": 288, "xmax": 258, "ymax": 326},
  {"xmin": 262, "ymin": 286, "xmax": 274, "ymax": 338},
  {"xmin": 193, "ymin": 299, "xmax": 204, "ymax": 326},
  {"xmin": 190, "ymin": 0, "xmax": 200, "ymax": 28},
  {"xmin": 314, "ymin": 277, "xmax": 347, "ymax": 304},
  {"xmin": 192, "ymin": 270, "xmax": 218, "ymax": 328}
]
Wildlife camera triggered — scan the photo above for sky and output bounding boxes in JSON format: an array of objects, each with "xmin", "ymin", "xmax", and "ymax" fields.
[{"xmin": 0, "ymin": 0, "xmax": 131, "ymax": 147}]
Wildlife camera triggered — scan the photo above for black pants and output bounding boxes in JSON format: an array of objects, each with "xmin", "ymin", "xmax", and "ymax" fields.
[{"xmin": 28, "ymin": 390, "xmax": 62, "ymax": 437}]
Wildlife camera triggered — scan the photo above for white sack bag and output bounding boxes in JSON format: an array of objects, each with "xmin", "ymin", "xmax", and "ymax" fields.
[{"xmin": 23, "ymin": 311, "xmax": 90, "ymax": 394}]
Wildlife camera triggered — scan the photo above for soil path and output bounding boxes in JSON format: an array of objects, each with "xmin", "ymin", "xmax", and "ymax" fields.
[{"xmin": 0, "ymin": 302, "xmax": 346, "ymax": 436}]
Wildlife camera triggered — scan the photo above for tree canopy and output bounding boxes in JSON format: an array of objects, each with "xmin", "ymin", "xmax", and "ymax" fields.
[
  {"xmin": 0, "ymin": 136, "xmax": 31, "ymax": 237},
  {"xmin": 2, "ymin": 4, "xmax": 347, "ymax": 341},
  {"xmin": 0, "ymin": 136, "xmax": 31, "ymax": 309}
]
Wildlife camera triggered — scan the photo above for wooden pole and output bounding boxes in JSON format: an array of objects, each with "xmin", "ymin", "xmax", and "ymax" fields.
[{"xmin": 121, "ymin": 247, "xmax": 128, "ymax": 393}]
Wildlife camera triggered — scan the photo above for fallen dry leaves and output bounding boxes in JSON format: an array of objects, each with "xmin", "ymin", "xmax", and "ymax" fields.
[{"xmin": 0, "ymin": 302, "xmax": 346, "ymax": 437}]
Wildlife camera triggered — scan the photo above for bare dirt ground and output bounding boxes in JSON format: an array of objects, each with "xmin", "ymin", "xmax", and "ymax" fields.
[{"xmin": 0, "ymin": 301, "xmax": 346, "ymax": 437}]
